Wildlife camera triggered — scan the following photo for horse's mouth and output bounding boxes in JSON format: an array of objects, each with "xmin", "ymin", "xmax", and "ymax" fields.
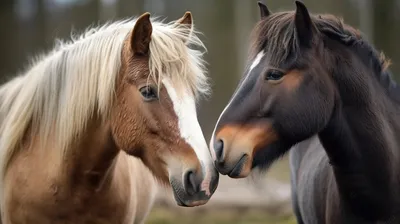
[
  {"xmin": 214, "ymin": 154, "xmax": 249, "ymax": 178},
  {"xmin": 171, "ymin": 187, "xmax": 189, "ymax": 207},
  {"xmin": 170, "ymin": 179, "xmax": 209, "ymax": 207},
  {"xmin": 172, "ymin": 191, "xmax": 187, "ymax": 207},
  {"xmin": 228, "ymin": 154, "xmax": 249, "ymax": 178}
]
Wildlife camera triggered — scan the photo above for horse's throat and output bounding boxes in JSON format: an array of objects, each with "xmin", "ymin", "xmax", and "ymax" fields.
[{"xmin": 64, "ymin": 121, "xmax": 120, "ymax": 190}]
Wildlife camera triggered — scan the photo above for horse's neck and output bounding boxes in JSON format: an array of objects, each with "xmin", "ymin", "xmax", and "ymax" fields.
[
  {"xmin": 4, "ymin": 120, "xmax": 142, "ymax": 223},
  {"xmin": 61, "ymin": 119, "xmax": 120, "ymax": 190},
  {"xmin": 20, "ymin": 118, "xmax": 121, "ymax": 190},
  {"xmin": 317, "ymin": 67, "xmax": 399, "ymax": 221}
]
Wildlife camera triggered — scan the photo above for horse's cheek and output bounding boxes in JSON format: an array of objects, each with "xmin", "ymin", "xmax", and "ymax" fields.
[{"xmin": 110, "ymin": 103, "xmax": 141, "ymax": 152}]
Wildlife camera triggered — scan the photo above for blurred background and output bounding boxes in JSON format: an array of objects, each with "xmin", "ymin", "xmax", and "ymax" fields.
[{"xmin": 1, "ymin": 0, "xmax": 399, "ymax": 223}]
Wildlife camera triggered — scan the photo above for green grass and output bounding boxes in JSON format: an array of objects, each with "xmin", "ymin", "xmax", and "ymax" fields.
[{"xmin": 146, "ymin": 207, "xmax": 296, "ymax": 224}]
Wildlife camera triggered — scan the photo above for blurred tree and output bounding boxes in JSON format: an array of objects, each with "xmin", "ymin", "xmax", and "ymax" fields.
[
  {"xmin": 0, "ymin": 0, "xmax": 17, "ymax": 81},
  {"xmin": 373, "ymin": 0, "xmax": 396, "ymax": 48},
  {"xmin": 118, "ymin": 0, "xmax": 144, "ymax": 18},
  {"xmin": 0, "ymin": 0, "xmax": 14, "ymax": 9},
  {"xmin": 356, "ymin": 0, "xmax": 373, "ymax": 42},
  {"xmin": 233, "ymin": 0, "xmax": 257, "ymax": 73},
  {"xmin": 194, "ymin": 0, "xmax": 240, "ymax": 139},
  {"xmin": 372, "ymin": 0, "xmax": 400, "ymax": 80},
  {"xmin": 99, "ymin": 0, "xmax": 118, "ymax": 21}
]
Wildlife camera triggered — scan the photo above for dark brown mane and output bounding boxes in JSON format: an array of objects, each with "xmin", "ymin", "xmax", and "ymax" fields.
[{"xmin": 249, "ymin": 11, "xmax": 399, "ymax": 102}]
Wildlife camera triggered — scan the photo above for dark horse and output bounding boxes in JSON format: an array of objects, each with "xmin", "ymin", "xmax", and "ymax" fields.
[{"xmin": 210, "ymin": 1, "xmax": 400, "ymax": 223}]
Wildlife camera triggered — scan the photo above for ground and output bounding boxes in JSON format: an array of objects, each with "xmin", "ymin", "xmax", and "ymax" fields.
[{"xmin": 146, "ymin": 206, "xmax": 296, "ymax": 224}]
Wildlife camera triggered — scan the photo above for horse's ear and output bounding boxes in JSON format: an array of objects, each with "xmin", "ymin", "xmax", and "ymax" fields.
[
  {"xmin": 130, "ymin": 12, "xmax": 152, "ymax": 55},
  {"xmin": 176, "ymin": 11, "xmax": 193, "ymax": 27},
  {"xmin": 257, "ymin": 1, "xmax": 271, "ymax": 19},
  {"xmin": 175, "ymin": 11, "xmax": 193, "ymax": 44},
  {"xmin": 294, "ymin": 0, "xmax": 317, "ymax": 47}
]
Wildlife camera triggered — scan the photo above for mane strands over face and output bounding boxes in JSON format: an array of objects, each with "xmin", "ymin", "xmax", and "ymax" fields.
[
  {"xmin": 0, "ymin": 15, "xmax": 209, "ymax": 189},
  {"xmin": 148, "ymin": 20, "xmax": 210, "ymax": 100},
  {"xmin": 249, "ymin": 12, "xmax": 298, "ymax": 65},
  {"xmin": 0, "ymin": 76, "xmax": 25, "ymax": 130}
]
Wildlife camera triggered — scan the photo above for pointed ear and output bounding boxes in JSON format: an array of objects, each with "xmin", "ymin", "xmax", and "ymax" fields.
[
  {"xmin": 174, "ymin": 11, "xmax": 193, "ymax": 44},
  {"xmin": 294, "ymin": 0, "xmax": 317, "ymax": 47},
  {"xmin": 130, "ymin": 12, "xmax": 152, "ymax": 55},
  {"xmin": 176, "ymin": 11, "xmax": 193, "ymax": 27},
  {"xmin": 257, "ymin": 1, "xmax": 271, "ymax": 19}
]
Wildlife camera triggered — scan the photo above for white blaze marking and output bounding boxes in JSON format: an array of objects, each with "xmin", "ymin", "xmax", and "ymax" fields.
[
  {"xmin": 162, "ymin": 79, "xmax": 213, "ymax": 196},
  {"xmin": 209, "ymin": 51, "xmax": 265, "ymax": 160}
]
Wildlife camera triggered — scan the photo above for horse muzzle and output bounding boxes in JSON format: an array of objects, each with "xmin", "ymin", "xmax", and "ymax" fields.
[
  {"xmin": 210, "ymin": 122, "xmax": 277, "ymax": 178},
  {"xmin": 169, "ymin": 165, "xmax": 219, "ymax": 207}
]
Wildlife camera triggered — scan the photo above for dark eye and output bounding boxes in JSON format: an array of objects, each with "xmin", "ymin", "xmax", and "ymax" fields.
[
  {"xmin": 265, "ymin": 70, "xmax": 284, "ymax": 81},
  {"xmin": 139, "ymin": 86, "xmax": 158, "ymax": 101}
]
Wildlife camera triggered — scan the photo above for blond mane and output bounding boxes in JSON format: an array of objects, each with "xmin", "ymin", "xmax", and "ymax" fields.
[{"xmin": 0, "ymin": 15, "xmax": 209, "ymax": 211}]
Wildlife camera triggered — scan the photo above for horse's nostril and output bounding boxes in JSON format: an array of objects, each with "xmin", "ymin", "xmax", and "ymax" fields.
[
  {"xmin": 183, "ymin": 170, "xmax": 198, "ymax": 196},
  {"xmin": 214, "ymin": 139, "xmax": 224, "ymax": 162}
]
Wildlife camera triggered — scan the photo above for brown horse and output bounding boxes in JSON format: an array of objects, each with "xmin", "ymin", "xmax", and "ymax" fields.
[
  {"xmin": 210, "ymin": 1, "xmax": 400, "ymax": 223},
  {"xmin": 0, "ymin": 11, "xmax": 219, "ymax": 224}
]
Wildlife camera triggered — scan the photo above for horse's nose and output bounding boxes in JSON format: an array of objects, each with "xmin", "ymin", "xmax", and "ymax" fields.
[
  {"xmin": 182, "ymin": 167, "xmax": 219, "ymax": 198},
  {"xmin": 183, "ymin": 169, "xmax": 200, "ymax": 196},
  {"xmin": 214, "ymin": 139, "xmax": 224, "ymax": 163}
]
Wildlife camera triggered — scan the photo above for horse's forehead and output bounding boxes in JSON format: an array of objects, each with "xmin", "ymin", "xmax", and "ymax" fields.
[
  {"xmin": 251, "ymin": 18, "xmax": 297, "ymax": 67},
  {"xmin": 161, "ymin": 79, "xmax": 194, "ymax": 107},
  {"xmin": 161, "ymin": 78, "xmax": 198, "ymax": 135}
]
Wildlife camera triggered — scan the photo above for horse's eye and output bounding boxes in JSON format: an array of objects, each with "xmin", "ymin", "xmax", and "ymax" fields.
[
  {"xmin": 139, "ymin": 86, "xmax": 158, "ymax": 101},
  {"xmin": 265, "ymin": 70, "xmax": 284, "ymax": 81}
]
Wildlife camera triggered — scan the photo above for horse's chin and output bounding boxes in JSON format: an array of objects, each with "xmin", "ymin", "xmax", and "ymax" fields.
[
  {"xmin": 169, "ymin": 178, "xmax": 210, "ymax": 207},
  {"xmin": 226, "ymin": 154, "xmax": 252, "ymax": 178},
  {"xmin": 214, "ymin": 153, "xmax": 252, "ymax": 179},
  {"xmin": 171, "ymin": 190, "xmax": 187, "ymax": 207}
]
